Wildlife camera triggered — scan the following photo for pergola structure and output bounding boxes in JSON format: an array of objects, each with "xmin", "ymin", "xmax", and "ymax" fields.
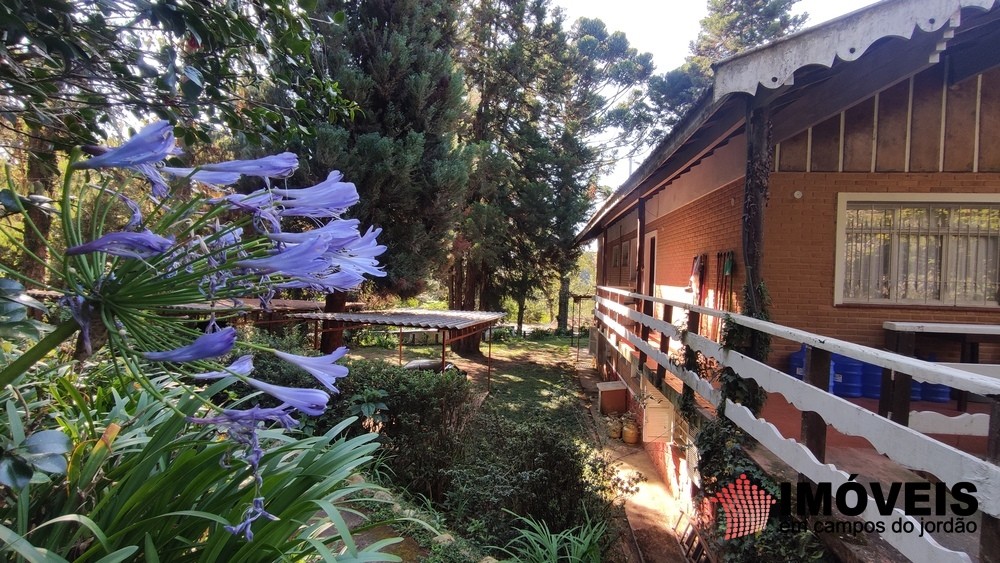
[{"xmin": 290, "ymin": 308, "xmax": 506, "ymax": 389}]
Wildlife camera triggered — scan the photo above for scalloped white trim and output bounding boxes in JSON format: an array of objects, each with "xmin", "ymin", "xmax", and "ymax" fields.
[{"xmin": 713, "ymin": 0, "xmax": 997, "ymax": 99}]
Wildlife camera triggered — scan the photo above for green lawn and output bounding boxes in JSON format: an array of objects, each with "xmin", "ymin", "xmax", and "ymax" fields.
[{"xmin": 346, "ymin": 335, "xmax": 591, "ymax": 438}]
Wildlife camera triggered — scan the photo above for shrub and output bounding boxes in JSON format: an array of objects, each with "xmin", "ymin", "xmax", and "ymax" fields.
[
  {"xmin": 331, "ymin": 359, "xmax": 475, "ymax": 501},
  {"xmin": 443, "ymin": 414, "xmax": 626, "ymax": 549},
  {"xmin": 525, "ymin": 328, "xmax": 553, "ymax": 340},
  {"xmin": 347, "ymin": 327, "xmax": 399, "ymax": 349},
  {"xmin": 0, "ymin": 372, "xmax": 395, "ymax": 561},
  {"xmin": 487, "ymin": 326, "xmax": 517, "ymax": 343},
  {"xmin": 497, "ymin": 511, "xmax": 607, "ymax": 563}
]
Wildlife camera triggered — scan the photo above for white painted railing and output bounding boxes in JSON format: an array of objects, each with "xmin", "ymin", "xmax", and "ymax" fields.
[{"xmin": 593, "ymin": 285, "xmax": 1000, "ymax": 563}]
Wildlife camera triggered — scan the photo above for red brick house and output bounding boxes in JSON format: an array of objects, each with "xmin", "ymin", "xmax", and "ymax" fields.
[
  {"xmin": 576, "ymin": 3, "xmax": 1000, "ymax": 559},
  {"xmin": 578, "ymin": 0, "xmax": 1000, "ymax": 365}
]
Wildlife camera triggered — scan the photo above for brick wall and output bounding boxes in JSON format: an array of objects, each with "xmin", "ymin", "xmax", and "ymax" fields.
[
  {"xmin": 765, "ymin": 172, "xmax": 1000, "ymax": 362},
  {"xmin": 648, "ymin": 179, "xmax": 745, "ymax": 292},
  {"xmin": 597, "ymin": 170, "xmax": 1000, "ymax": 366}
]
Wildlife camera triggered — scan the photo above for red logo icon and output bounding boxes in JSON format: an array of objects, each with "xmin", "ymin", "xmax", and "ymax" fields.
[{"xmin": 710, "ymin": 473, "xmax": 776, "ymax": 539}]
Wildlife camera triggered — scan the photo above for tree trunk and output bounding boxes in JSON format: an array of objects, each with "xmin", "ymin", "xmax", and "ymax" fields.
[
  {"xmin": 19, "ymin": 137, "xmax": 56, "ymax": 288},
  {"xmin": 516, "ymin": 289, "xmax": 526, "ymax": 336},
  {"xmin": 742, "ymin": 103, "xmax": 771, "ymax": 323},
  {"xmin": 480, "ymin": 273, "xmax": 502, "ymax": 312},
  {"xmin": 739, "ymin": 100, "xmax": 772, "ymax": 415},
  {"xmin": 320, "ymin": 291, "xmax": 347, "ymax": 353},
  {"xmin": 449, "ymin": 254, "xmax": 464, "ymax": 310},
  {"xmin": 556, "ymin": 273, "xmax": 570, "ymax": 331},
  {"xmin": 451, "ymin": 258, "xmax": 482, "ymax": 354},
  {"xmin": 462, "ymin": 260, "xmax": 479, "ymax": 311}
]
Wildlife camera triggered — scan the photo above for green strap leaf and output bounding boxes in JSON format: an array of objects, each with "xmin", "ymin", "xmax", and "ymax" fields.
[
  {"xmin": 91, "ymin": 547, "xmax": 140, "ymax": 563},
  {"xmin": 0, "ymin": 522, "xmax": 68, "ymax": 563}
]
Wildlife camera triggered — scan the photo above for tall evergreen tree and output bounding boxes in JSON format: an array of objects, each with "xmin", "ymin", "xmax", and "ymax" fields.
[
  {"xmin": 303, "ymin": 0, "xmax": 473, "ymax": 297},
  {"xmin": 452, "ymin": 0, "xmax": 651, "ymax": 336},
  {"xmin": 613, "ymin": 0, "xmax": 807, "ymax": 145}
]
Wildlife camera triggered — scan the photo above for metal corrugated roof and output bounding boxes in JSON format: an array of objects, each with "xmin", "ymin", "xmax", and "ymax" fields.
[{"xmin": 289, "ymin": 308, "xmax": 505, "ymax": 330}]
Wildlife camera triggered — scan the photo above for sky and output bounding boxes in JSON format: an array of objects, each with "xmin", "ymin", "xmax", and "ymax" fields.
[{"xmin": 554, "ymin": 0, "xmax": 882, "ymax": 186}]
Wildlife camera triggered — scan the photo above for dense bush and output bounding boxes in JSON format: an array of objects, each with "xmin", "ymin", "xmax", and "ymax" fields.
[
  {"xmin": 330, "ymin": 359, "xmax": 475, "ymax": 501},
  {"xmin": 487, "ymin": 326, "xmax": 517, "ymax": 343},
  {"xmin": 443, "ymin": 413, "xmax": 626, "ymax": 549},
  {"xmin": 346, "ymin": 327, "xmax": 399, "ymax": 349}
]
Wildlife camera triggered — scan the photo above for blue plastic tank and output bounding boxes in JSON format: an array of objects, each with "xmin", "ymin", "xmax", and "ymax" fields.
[
  {"xmin": 831, "ymin": 354, "xmax": 863, "ymax": 398},
  {"xmin": 787, "ymin": 345, "xmax": 807, "ymax": 380},
  {"xmin": 861, "ymin": 362, "xmax": 882, "ymax": 399},
  {"xmin": 922, "ymin": 383, "xmax": 951, "ymax": 403}
]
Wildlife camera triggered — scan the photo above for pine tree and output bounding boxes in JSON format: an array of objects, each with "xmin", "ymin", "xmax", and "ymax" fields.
[
  {"xmin": 305, "ymin": 0, "xmax": 473, "ymax": 297},
  {"xmin": 453, "ymin": 0, "xmax": 650, "ymax": 336},
  {"xmin": 620, "ymin": 0, "xmax": 807, "ymax": 145}
]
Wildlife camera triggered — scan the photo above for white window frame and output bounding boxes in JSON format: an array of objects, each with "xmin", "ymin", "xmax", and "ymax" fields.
[{"xmin": 834, "ymin": 192, "xmax": 1000, "ymax": 306}]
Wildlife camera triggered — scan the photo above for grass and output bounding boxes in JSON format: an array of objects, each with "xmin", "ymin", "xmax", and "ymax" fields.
[
  {"xmin": 481, "ymin": 337, "xmax": 591, "ymax": 440},
  {"xmin": 346, "ymin": 334, "xmax": 591, "ymax": 439}
]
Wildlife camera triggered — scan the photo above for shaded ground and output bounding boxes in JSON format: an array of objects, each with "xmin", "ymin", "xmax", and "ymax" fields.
[{"xmin": 346, "ymin": 336, "xmax": 681, "ymax": 562}]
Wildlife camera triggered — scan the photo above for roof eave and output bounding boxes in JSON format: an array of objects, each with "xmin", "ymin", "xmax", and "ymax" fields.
[{"xmin": 575, "ymin": 0, "xmax": 999, "ymax": 245}]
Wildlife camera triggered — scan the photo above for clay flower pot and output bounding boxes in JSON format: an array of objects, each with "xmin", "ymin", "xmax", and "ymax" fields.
[{"xmin": 622, "ymin": 419, "xmax": 640, "ymax": 445}]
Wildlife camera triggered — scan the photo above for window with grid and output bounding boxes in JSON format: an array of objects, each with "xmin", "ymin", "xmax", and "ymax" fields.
[{"xmin": 841, "ymin": 201, "xmax": 1000, "ymax": 306}]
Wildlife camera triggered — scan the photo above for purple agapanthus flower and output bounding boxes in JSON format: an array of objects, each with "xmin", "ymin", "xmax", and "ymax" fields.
[
  {"xmin": 117, "ymin": 194, "xmax": 143, "ymax": 231},
  {"xmin": 144, "ymin": 326, "xmax": 237, "ymax": 362},
  {"xmin": 273, "ymin": 170, "xmax": 359, "ymax": 218},
  {"xmin": 328, "ymin": 226, "xmax": 387, "ymax": 278},
  {"xmin": 273, "ymin": 347, "xmax": 349, "ymax": 393},
  {"xmin": 161, "ymin": 167, "xmax": 244, "ymax": 186},
  {"xmin": 273, "ymin": 269, "xmax": 365, "ymax": 292},
  {"xmin": 192, "ymin": 354, "xmax": 255, "ymax": 380},
  {"xmin": 242, "ymin": 377, "xmax": 330, "ymax": 416},
  {"xmin": 199, "ymin": 152, "xmax": 299, "ymax": 180},
  {"xmin": 208, "ymin": 226, "xmax": 244, "ymax": 252},
  {"xmin": 60, "ymin": 294, "xmax": 96, "ymax": 354},
  {"xmin": 188, "ymin": 405, "xmax": 295, "ymax": 474},
  {"xmin": 188, "ymin": 404, "xmax": 299, "ymax": 430},
  {"xmin": 134, "ymin": 162, "xmax": 172, "ymax": 199},
  {"xmin": 66, "ymin": 230, "xmax": 175, "ymax": 259},
  {"xmin": 234, "ymin": 236, "xmax": 332, "ymax": 276},
  {"xmin": 224, "ymin": 497, "xmax": 279, "ymax": 541},
  {"xmin": 75, "ymin": 121, "xmax": 177, "ymax": 169},
  {"xmin": 210, "ymin": 191, "xmax": 282, "ymax": 233},
  {"xmin": 267, "ymin": 218, "xmax": 360, "ymax": 246}
]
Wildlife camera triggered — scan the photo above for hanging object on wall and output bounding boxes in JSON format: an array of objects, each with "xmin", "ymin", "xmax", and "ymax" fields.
[{"xmin": 686, "ymin": 254, "xmax": 703, "ymax": 293}]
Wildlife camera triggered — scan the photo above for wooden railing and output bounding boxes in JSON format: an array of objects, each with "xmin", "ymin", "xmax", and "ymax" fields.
[{"xmin": 593, "ymin": 285, "xmax": 1000, "ymax": 563}]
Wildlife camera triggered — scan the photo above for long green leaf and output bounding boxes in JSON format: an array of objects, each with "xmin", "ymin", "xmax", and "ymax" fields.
[
  {"xmin": 0, "ymin": 523, "xmax": 68, "ymax": 563},
  {"xmin": 91, "ymin": 547, "xmax": 139, "ymax": 563},
  {"xmin": 30, "ymin": 514, "xmax": 112, "ymax": 554},
  {"xmin": 143, "ymin": 533, "xmax": 160, "ymax": 563}
]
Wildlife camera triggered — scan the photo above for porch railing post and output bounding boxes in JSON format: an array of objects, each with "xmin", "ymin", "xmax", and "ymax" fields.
[
  {"xmin": 638, "ymin": 294, "xmax": 650, "ymax": 373},
  {"xmin": 656, "ymin": 304, "xmax": 673, "ymax": 388},
  {"xmin": 801, "ymin": 346, "xmax": 831, "ymax": 465},
  {"xmin": 981, "ymin": 397, "xmax": 1000, "ymax": 563}
]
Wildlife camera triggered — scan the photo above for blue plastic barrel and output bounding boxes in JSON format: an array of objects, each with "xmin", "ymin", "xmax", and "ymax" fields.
[
  {"xmin": 910, "ymin": 381, "xmax": 923, "ymax": 402},
  {"xmin": 922, "ymin": 383, "xmax": 951, "ymax": 403},
  {"xmin": 787, "ymin": 345, "xmax": 807, "ymax": 380},
  {"xmin": 831, "ymin": 354, "xmax": 863, "ymax": 398},
  {"xmin": 918, "ymin": 353, "xmax": 950, "ymax": 402},
  {"xmin": 861, "ymin": 363, "xmax": 882, "ymax": 399}
]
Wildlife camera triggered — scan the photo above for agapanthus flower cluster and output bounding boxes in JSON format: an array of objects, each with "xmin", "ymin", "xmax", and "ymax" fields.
[{"xmin": 56, "ymin": 121, "xmax": 387, "ymax": 540}]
